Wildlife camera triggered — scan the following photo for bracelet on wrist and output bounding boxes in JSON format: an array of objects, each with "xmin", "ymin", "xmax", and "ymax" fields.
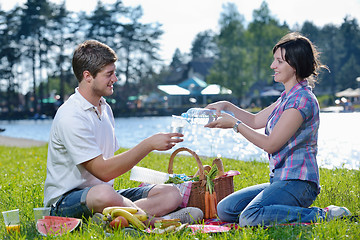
[{"xmin": 233, "ymin": 120, "xmax": 242, "ymax": 133}]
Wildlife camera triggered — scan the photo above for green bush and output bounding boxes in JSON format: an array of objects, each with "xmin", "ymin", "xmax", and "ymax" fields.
[{"xmin": 317, "ymin": 94, "xmax": 335, "ymax": 108}]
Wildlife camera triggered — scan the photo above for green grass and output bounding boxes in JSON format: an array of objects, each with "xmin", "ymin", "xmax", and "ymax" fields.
[{"xmin": 0, "ymin": 145, "xmax": 359, "ymax": 239}]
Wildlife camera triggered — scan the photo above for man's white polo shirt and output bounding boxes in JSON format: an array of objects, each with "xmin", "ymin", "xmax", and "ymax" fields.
[{"xmin": 44, "ymin": 88, "xmax": 119, "ymax": 207}]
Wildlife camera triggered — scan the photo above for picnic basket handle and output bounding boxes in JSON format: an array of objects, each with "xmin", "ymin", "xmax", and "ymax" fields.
[{"xmin": 168, "ymin": 147, "xmax": 206, "ymax": 181}]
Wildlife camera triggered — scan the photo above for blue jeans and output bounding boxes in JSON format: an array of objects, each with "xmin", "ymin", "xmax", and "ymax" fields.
[
  {"xmin": 50, "ymin": 185, "xmax": 155, "ymax": 219},
  {"xmin": 217, "ymin": 180, "xmax": 326, "ymax": 226}
]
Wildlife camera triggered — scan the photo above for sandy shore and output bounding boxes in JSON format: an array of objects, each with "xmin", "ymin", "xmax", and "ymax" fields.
[{"xmin": 0, "ymin": 135, "xmax": 47, "ymax": 147}]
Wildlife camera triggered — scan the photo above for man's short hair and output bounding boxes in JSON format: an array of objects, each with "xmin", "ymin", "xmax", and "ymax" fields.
[{"xmin": 72, "ymin": 40, "xmax": 118, "ymax": 82}]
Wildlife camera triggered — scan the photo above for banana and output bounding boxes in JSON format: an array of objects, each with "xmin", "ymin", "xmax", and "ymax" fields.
[
  {"xmin": 102, "ymin": 206, "xmax": 138, "ymax": 216},
  {"xmin": 133, "ymin": 213, "xmax": 148, "ymax": 222},
  {"xmin": 164, "ymin": 225, "xmax": 177, "ymax": 233},
  {"xmin": 111, "ymin": 209, "xmax": 146, "ymax": 230}
]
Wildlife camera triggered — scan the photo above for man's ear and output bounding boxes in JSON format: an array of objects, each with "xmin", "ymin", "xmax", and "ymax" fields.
[{"xmin": 82, "ymin": 70, "xmax": 93, "ymax": 83}]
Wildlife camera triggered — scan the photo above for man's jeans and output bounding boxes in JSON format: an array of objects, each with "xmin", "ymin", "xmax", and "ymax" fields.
[
  {"xmin": 50, "ymin": 184, "xmax": 155, "ymax": 219},
  {"xmin": 217, "ymin": 180, "xmax": 326, "ymax": 226}
]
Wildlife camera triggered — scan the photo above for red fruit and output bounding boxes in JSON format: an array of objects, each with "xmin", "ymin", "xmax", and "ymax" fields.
[
  {"xmin": 109, "ymin": 216, "xmax": 129, "ymax": 229},
  {"xmin": 36, "ymin": 216, "xmax": 82, "ymax": 236}
]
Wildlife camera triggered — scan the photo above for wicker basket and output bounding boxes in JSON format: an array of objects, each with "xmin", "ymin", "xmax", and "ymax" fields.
[{"xmin": 168, "ymin": 147, "xmax": 234, "ymax": 215}]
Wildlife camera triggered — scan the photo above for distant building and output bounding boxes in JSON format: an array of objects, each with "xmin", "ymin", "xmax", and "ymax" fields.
[
  {"xmin": 159, "ymin": 57, "xmax": 233, "ymax": 107},
  {"xmin": 158, "ymin": 76, "xmax": 232, "ymax": 107},
  {"xmin": 164, "ymin": 57, "xmax": 214, "ymax": 85}
]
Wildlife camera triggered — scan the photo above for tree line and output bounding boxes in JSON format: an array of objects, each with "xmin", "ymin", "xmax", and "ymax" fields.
[
  {"xmin": 185, "ymin": 2, "xmax": 360, "ymax": 106},
  {"xmin": 0, "ymin": 0, "xmax": 359, "ymax": 119}
]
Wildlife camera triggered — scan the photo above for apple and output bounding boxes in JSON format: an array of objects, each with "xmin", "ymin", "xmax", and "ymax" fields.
[{"xmin": 109, "ymin": 216, "xmax": 129, "ymax": 229}]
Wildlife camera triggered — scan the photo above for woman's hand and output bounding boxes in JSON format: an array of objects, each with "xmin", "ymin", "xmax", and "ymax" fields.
[
  {"xmin": 205, "ymin": 112, "xmax": 237, "ymax": 129},
  {"xmin": 205, "ymin": 101, "xmax": 230, "ymax": 116}
]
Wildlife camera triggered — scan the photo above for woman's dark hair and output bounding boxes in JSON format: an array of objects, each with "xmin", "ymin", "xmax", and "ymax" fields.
[
  {"xmin": 273, "ymin": 32, "xmax": 328, "ymax": 87},
  {"xmin": 72, "ymin": 40, "xmax": 118, "ymax": 82}
]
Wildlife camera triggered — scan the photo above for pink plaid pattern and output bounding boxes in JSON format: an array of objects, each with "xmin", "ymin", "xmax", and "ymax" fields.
[
  {"xmin": 138, "ymin": 181, "xmax": 193, "ymax": 208},
  {"xmin": 176, "ymin": 181, "xmax": 193, "ymax": 208}
]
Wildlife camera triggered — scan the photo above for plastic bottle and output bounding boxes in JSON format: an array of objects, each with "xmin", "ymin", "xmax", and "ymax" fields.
[{"xmin": 180, "ymin": 108, "xmax": 234, "ymax": 125}]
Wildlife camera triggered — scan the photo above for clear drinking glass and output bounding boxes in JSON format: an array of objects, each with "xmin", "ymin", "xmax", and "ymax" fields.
[
  {"xmin": 33, "ymin": 207, "xmax": 51, "ymax": 223},
  {"xmin": 2, "ymin": 209, "xmax": 20, "ymax": 233},
  {"xmin": 171, "ymin": 115, "xmax": 185, "ymax": 136}
]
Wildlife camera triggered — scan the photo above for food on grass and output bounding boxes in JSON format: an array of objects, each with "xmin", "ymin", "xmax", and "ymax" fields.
[
  {"xmin": 110, "ymin": 209, "xmax": 146, "ymax": 230},
  {"xmin": 151, "ymin": 220, "xmax": 188, "ymax": 234},
  {"xmin": 205, "ymin": 165, "xmax": 218, "ymax": 219},
  {"xmin": 165, "ymin": 176, "xmax": 184, "ymax": 184},
  {"xmin": 205, "ymin": 190, "xmax": 218, "ymax": 219},
  {"xmin": 134, "ymin": 213, "xmax": 148, "ymax": 221},
  {"xmin": 205, "ymin": 191, "xmax": 210, "ymax": 219},
  {"xmin": 36, "ymin": 216, "xmax": 82, "ymax": 236},
  {"xmin": 102, "ymin": 206, "xmax": 138, "ymax": 216},
  {"xmin": 103, "ymin": 207, "xmax": 147, "ymax": 231},
  {"xmin": 154, "ymin": 218, "xmax": 181, "ymax": 229},
  {"xmin": 209, "ymin": 192, "xmax": 217, "ymax": 218},
  {"xmin": 109, "ymin": 216, "xmax": 129, "ymax": 229},
  {"xmin": 5, "ymin": 225, "xmax": 20, "ymax": 233},
  {"xmin": 152, "ymin": 225, "xmax": 176, "ymax": 234}
]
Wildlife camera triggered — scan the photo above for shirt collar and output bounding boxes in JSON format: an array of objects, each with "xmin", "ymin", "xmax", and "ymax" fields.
[
  {"xmin": 74, "ymin": 88, "xmax": 106, "ymax": 111},
  {"xmin": 281, "ymin": 80, "xmax": 309, "ymax": 99}
]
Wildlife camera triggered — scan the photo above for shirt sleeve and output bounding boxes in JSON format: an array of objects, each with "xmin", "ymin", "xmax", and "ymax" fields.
[
  {"xmin": 283, "ymin": 91, "xmax": 313, "ymax": 121},
  {"xmin": 56, "ymin": 114, "xmax": 103, "ymax": 165}
]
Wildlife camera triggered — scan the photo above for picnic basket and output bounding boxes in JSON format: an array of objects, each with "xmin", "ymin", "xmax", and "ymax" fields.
[{"xmin": 168, "ymin": 147, "xmax": 235, "ymax": 214}]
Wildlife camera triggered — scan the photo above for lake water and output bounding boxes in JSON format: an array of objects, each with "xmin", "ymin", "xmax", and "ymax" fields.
[{"xmin": 0, "ymin": 112, "xmax": 359, "ymax": 170}]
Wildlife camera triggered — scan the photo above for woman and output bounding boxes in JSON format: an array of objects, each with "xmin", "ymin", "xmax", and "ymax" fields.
[{"xmin": 205, "ymin": 32, "xmax": 350, "ymax": 226}]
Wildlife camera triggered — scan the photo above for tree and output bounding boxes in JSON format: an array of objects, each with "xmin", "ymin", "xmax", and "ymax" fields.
[
  {"xmin": 83, "ymin": 2, "xmax": 163, "ymax": 105},
  {"xmin": 191, "ymin": 30, "xmax": 217, "ymax": 60},
  {"xmin": 337, "ymin": 17, "xmax": 360, "ymax": 89},
  {"xmin": 85, "ymin": 0, "xmax": 121, "ymax": 45},
  {"xmin": 18, "ymin": 0, "xmax": 53, "ymax": 113},
  {"xmin": 207, "ymin": 3, "xmax": 252, "ymax": 98},
  {"xmin": 317, "ymin": 24, "xmax": 340, "ymax": 93},
  {"xmin": 115, "ymin": 5, "xmax": 163, "ymax": 98},
  {"xmin": 49, "ymin": 1, "xmax": 77, "ymax": 103},
  {"xmin": 338, "ymin": 55, "xmax": 360, "ymax": 89},
  {"xmin": 0, "ymin": 7, "xmax": 22, "ymax": 116},
  {"xmin": 247, "ymin": 1, "xmax": 288, "ymax": 86},
  {"xmin": 207, "ymin": 3, "xmax": 250, "ymax": 97},
  {"xmin": 170, "ymin": 48, "xmax": 185, "ymax": 69},
  {"xmin": 1, "ymin": 0, "xmax": 360, "ymax": 118},
  {"xmin": 301, "ymin": 21, "xmax": 321, "ymax": 42}
]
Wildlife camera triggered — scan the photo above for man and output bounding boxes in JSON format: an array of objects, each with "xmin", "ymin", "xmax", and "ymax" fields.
[{"xmin": 44, "ymin": 40, "xmax": 203, "ymax": 224}]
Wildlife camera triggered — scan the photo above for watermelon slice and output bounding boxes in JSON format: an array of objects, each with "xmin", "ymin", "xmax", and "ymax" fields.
[{"xmin": 36, "ymin": 216, "xmax": 82, "ymax": 236}]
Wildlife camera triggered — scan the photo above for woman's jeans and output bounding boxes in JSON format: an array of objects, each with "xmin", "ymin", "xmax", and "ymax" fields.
[{"xmin": 217, "ymin": 180, "xmax": 326, "ymax": 226}]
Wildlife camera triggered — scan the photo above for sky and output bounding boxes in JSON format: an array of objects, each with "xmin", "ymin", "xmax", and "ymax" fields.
[{"xmin": 2, "ymin": 0, "xmax": 360, "ymax": 64}]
